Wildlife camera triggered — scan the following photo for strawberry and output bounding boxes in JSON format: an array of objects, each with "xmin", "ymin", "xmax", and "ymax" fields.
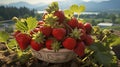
[
  {"xmin": 45, "ymin": 39, "xmax": 53, "ymax": 50},
  {"xmin": 31, "ymin": 32, "xmax": 45, "ymax": 51},
  {"xmin": 74, "ymin": 41, "xmax": 85, "ymax": 57},
  {"xmin": 80, "ymin": 29, "xmax": 87, "ymax": 41},
  {"xmin": 84, "ymin": 23, "xmax": 92, "ymax": 34},
  {"xmin": 52, "ymin": 28, "xmax": 66, "ymax": 40},
  {"xmin": 37, "ymin": 21, "xmax": 45, "ymax": 26},
  {"xmin": 77, "ymin": 22, "xmax": 86, "ymax": 31},
  {"xmin": 40, "ymin": 26, "xmax": 52, "ymax": 37},
  {"xmin": 54, "ymin": 11, "xmax": 65, "ymax": 23},
  {"xmin": 62, "ymin": 37, "xmax": 76, "ymax": 50},
  {"xmin": 30, "ymin": 28, "xmax": 40, "ymax": 35},
  {"xmin": 45, "ymin": 39, "xmax": 60, "ymax": 52},
  {"xmin": 84, "ymin": 35, "xmax": 94, "ymax": 46},
  {"xmin": 15, "ymin": 33, "xmax": 31, "ymax": 50},
  {"xmin": 67, "ymin": 17, "xmax": 78, "ymax": 28},
  {"xmin": 30, "ymin": 40, "xmax": 43, "ymax": 51},
  {"xmin": 13, "ymin": 30, "xmax": 21, "ymax": 37}
]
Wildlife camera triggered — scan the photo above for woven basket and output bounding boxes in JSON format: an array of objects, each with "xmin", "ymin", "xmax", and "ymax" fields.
[{"xmin": 32, "ymin": 48, "xmax": 76, "ymax": 63}]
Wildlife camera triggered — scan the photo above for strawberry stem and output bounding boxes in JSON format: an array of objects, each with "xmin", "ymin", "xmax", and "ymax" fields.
[
  {"xmin": 77, "ymin": 13, "xmax": 80, "ymax": 20},
  {"xmin": 82, "ymin": 51, "xmax": 94, "ymax": 62},
  {"xmin": 5, "ymin": 42, "xmax": 14, "ymax": 52},
  {"xmin": 63, "ymin": 22, "xmax": 72, "ymax": 33}
]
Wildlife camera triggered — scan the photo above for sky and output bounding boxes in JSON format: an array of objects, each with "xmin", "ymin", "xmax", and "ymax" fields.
[{"xmin": 0, "ymin": 0, "xmax": 110, "ymax": 5}]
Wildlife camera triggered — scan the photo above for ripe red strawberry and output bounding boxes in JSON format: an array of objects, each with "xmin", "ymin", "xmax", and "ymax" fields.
[
  {"xmin": 37, "ymin": 21, "xmax": 45, "ymax": 26},
  {"xmin": 80, "ymin": 29, "xmax": 87, "ymax": 41},
  {"xmin": 77, "ymin": 22, "xmax": 86, "ymax": 31},
  {"xmin": 54, "ymin": 11, "xmax": 65, "ymax": 23},
  {"xmin": 67, "ymin": 17, "xmax": 78, "ymax": 28},
  {"xmin": 52, "ymin": 28, "xmax": 66, "ymax": 40},
  {"xmin": 30, "ymin": 28, "xmax": 40, "ymax": 35},
  {"xmin": 45, "ymin": 39, "xmax": 60, "ymax": 51},
  {"xmin": 13, "ymin": 30, "xmax": 21, "ymax": 37},
  {"xmin": 84, "ymin": 23, "xmax": 92, "ymax": 34},
  {"xmin": 15, "ymin": 33, "xmax": 31, "ymax": 50},
  {"xmin": 40, "ymin": 26, "xmax": 52, "ymax": 37},
  {"xmin": 30, "ymin": 40, "xmax": 43, "ymax": 51},
  {"xmin": 62, "ymin": 37, "xmax": 76, "ymax": 50},
  {"xmin": 45, "ymin": 39, "xmax": 53, "ymax": 50},
  {"xmin": 74, "ymin": 41, "xmax": 85, "ymax": 57},
  {"xmin": 84, "ymin": 35, "xmax": 94, "ymax": 46}
]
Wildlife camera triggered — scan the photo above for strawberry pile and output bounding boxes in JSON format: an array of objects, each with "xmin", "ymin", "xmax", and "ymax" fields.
[{"xmin": 14, "ymin": 2, "xmax": 94, "ymax": 57}]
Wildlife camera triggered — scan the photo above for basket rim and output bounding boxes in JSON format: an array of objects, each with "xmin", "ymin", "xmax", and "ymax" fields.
[{"xmin": 32, "ymin": 48, "xmax": 74, "ymax": 53}]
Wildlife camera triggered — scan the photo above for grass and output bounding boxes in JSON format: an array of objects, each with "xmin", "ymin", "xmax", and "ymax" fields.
[{"xmin": 102, "ymin": 26, "xmax": 120, "ymax": 31}]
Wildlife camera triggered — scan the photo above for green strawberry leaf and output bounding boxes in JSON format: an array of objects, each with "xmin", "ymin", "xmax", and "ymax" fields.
[
  {"xmin": 70, "ymin": 4, "xmax": 79, "ymax": 12},
  {"xmin": 26, "ymin": 17, "xmax": 37, "ymax": 32},
  {"xmin": 8, "ymin": 39, "xmax": 17, "ymax": 49},
  {"xmin": 64, "ymin": 9, "xmax": 74, "ymax": 18},
  {"xmin": 70, "ymin": 4, "xmax": 85, "ymax": 14},
  {"xmin": 15, "ymin": 20, "xmax": 28, "ymax": 32},
  {"xmin": 79, "ymin": 5, "xmax": 86, "ymax": 13},
  {"xmin": 15, "ymin": 17, "xmax": 37, "ymax": 33},
  {"xmin": 94, "ymin": 51, "xmax": 113, "ymax": 66},
  {"xmin": 110, "ymin": 37, "xmax": 120, "ymax": 46},
  {"xmin": 46, "ymin": 2, "xmax": 59, "ymax": 13},
  {"xmin": 0, "ymin": 31, "xmax": 9, "ymax": 42}
]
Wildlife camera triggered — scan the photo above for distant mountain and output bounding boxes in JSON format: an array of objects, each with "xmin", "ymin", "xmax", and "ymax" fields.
[
  {"xmin": 4, "ymin": 2, "xmax": 35, "ymax": 9},
  {"xmin": 1, "ymin": 0, "xmax": 120, "ymax": 11}
]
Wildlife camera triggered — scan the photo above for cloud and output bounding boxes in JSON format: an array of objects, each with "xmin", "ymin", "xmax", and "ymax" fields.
[
  {"xmin": 24, "ymin": 0, "xmax": 66, "ymax": 4},
  {"xmin": 0, "ymin": 0, "xmax": 66, "ymax": 5},
  {"xmin": 83, "ymin": 0, "xmax": 110, "ymax": 2}
]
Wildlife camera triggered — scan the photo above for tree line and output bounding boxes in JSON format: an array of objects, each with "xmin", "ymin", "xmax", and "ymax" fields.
[{"xmin": 0, "ymin": 6, "xmax": 35, "ymax": 21}]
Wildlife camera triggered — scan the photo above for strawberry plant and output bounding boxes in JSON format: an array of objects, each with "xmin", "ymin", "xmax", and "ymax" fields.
[{"xmin": 0, "ymin": 2, "xmax": 120, "ymax": 67}]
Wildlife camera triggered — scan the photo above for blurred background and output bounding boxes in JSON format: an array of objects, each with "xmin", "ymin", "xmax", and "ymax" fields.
[{"xmin": 0, "ymin": 0, "xmax": 120, "ymax": 33}]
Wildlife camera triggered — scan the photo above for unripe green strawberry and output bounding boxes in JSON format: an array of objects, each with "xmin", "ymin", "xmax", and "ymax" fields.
[{"xmin": 62, "ymin": 37, "xmax": 76, "ymax": 50}]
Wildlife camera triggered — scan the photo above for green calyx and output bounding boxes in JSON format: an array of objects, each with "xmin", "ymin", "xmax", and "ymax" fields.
[
  {"xmin": 102, "ymin": 29, "xmax": 111, "ymax": 36},
  {"xmin": 44, "ymin": 14, "xmax": 58, "ymax": 27},
  {"xmin": 93, "ymin": 26, "xmax": 100, "ymax": 32},
  {"xmin": 46, "ymin": 2, "xmax": 59, "ymax": 13},
  {"xmin": 32, "ymin": 32, "xmax": 45, "ymax": 44},
  {"xmin": 70, "ymin": 28, "xmax": 82, "ymax": 39},
  {"xmin": 51, "ymin": 40, "xmax": 61, "ymax": 52}
]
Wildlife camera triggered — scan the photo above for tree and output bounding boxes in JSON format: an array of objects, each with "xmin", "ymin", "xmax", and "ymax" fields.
[{"xmin": 109, "ymin": 14, "xmax": 117, "ymax": 23}]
